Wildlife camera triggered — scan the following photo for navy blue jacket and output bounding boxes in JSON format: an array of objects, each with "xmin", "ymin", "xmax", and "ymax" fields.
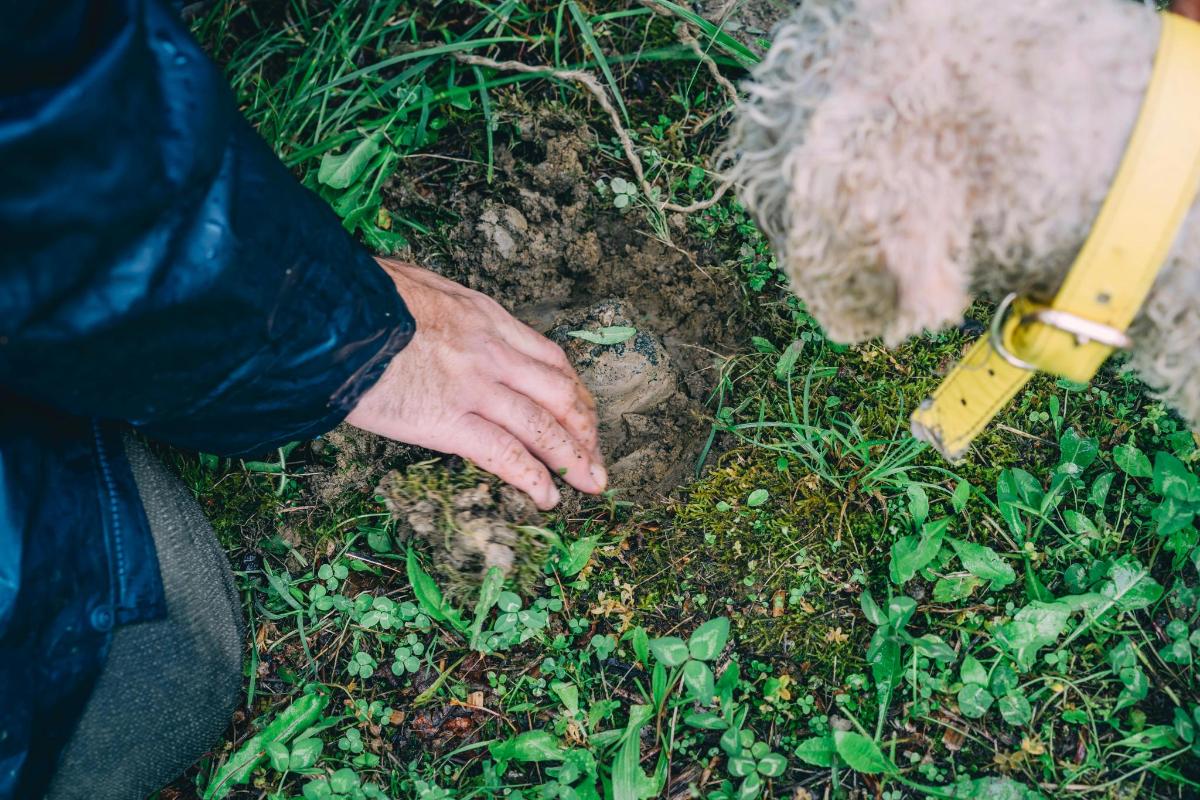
[{"xmin": 0, "ymin": 1, "xmax": 414, "ymax": 795}]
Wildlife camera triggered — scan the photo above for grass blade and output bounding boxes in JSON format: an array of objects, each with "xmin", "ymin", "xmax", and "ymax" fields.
[{"xmin": 567, "ymin": 1, "xmax": 629, "ymax": 124}]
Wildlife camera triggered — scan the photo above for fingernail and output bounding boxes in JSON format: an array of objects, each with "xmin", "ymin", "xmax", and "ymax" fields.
[
  {"xmin": 589, "ymin": 463, "xmax": 608, "ymax": 490},
  {"xmin": 547, "ymin": 486, "xmax": 562, "ymax": 508}
]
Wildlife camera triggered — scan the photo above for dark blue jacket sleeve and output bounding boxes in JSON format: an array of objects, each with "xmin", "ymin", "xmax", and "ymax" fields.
[{"xmin": 0, "ymin": 0, "xmax": 415, "ymax": 456}]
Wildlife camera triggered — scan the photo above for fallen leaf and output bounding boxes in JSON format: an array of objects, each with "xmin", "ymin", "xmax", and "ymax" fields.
[
  {"xmin": 941, "ymin": 726, "xmax": 966, "ymax": 752},
  {"xmin": 825, "ymin": 627, "xmax": 849, "ymax": 644},
  {"xmin": 771, "ymin": 590, "xmax": 786, "ymax": 617},
  {"xmin": 1021, "ymin": 736, "xmax": 1046, "ymax": 756}
]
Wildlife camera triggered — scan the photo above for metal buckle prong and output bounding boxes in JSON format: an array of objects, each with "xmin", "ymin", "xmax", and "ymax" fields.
[{"xmin": 987, "ymin": 293, "xmax": 1132, "ymax": 372}]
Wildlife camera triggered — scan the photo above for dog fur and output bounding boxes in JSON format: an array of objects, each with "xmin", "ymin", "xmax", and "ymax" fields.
[{"xmin": 727, "ymin": 0, "xmax": 1200, "ymax": 427}]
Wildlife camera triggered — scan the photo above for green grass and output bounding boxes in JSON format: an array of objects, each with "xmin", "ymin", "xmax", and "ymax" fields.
[{"xmin": 167, "ymin": 2, "xmax": 1200, "ymax": 798}]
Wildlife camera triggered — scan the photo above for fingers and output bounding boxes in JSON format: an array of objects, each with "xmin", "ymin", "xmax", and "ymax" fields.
[
  {"xmin": 480, "ymin": 387, "xmax": 607, "ymax": 496},
  {"xmin": 452, "ymin": 413, "xmax": 561, "ymax": 509},
  {"xmin": 508, "ymin": 318, "xmax": 578, "ymax": 374},
  {"xmin": 496, "ymin": 348, "xmax": 602, "ymax": 459}
]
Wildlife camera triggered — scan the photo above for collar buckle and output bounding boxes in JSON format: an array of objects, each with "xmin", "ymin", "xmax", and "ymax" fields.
[{"xmin": 988, "ymin": 292, "xmax": 1133, "ymax": 372}]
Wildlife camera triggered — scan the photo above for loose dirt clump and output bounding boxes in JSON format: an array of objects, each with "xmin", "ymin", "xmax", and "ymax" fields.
[
  {"xmin": 376, "ymin": 470, "xmax": 550, "ymax": 601},
  {"xmin": 308, "ymin": 424, "xmax": 425, "ymax": 506}
]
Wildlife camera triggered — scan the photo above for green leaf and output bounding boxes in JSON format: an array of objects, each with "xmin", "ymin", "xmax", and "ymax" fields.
[
  {"xmin": 831, "ymin": 730, "xmax": 893, "ymax": 775},
  {"xmin": 910, "ymin": 634, "xmax": 955, "ymax": 662},
  {"xmin": 889, "ymin": 518, "xmax": 948, "ymax": 585},
  {"xmin": 265, "ymin": 741, "xmax": 289, "ymax": 772},
  {"xmin": 612, "ymin": 705, "xmax": 659, "ymax": 800},
  {"xmin": 204, "ymin": 690, "xmax": 329, "ymax": 799},
  {"xmin": 952, "ymin": 479, "xmax": 972, "ymax": 513},
  {"xmin": 329, "ymin": 768, "xmax": 359, "ymax": 794},
  {"xmin": 1153, "ymin": 451, "xmax": 1198, "ymax": 500},
  {"xmin": 751, "ymin": 336, "xmax": 777, "ymax": 353},
  {"xmin": 406, "ymin": 547, "xmax": 467, "ymax": 632},
  {"xmin": 558, "ymin": 535, "xmax": 601, "ymax": 576},
  {"xmin": 990, "ymin": 663, "xmax": 1019, "ymax": 696},
  {"xmin": 793, "ymin": 736, "xmax": 834, "ymax": 768},
  {"xmin": 289, "ymin": 738, "xmax": 323, "ymax": 770},
  {"xmin": 1114, "ymin": 443, "xmax": 1152, "ymax": 479},
  {"xmin": 859, "ymin": 591, "xmax": 887, "ymax": 627},
  {"xmin": 1058, "ymin": 429, "xmax": 1099, "ymax": 473},
  {"xmin": 688, "ymin": 617, "xmax": 730, "ymax": 661},
  {"xmin": 649, "ymin": 636, "xmax": 690, "ymax": 667},
  {"xmin": 1113, "ymin": 725, "xmax": 1179, "ymax": 751},
  {"xmin": 497, "ymin": 591, "xmax": 521, "ymax": 613},
  {"xmin": 995, "ymin": 601, "xmax": 1073, "ymax": 671},
  {"xmin": 1115, "ymin": 665, "xmax": 1149, "ymax": 713},
  {"xmin": 566, "ymin": 326, "xmax": 637, "ymax": 345},
  {"xmin": 949, "ymin": 537, "xmax": 1016, "ymax": 589},
  {"xmin": 468, "ymin": 566, "xmax": 505, "ymax": 651},
  {"xmin": 681, "ymin": 660, "xmax": 715, "ymax": 704},
  {"xmin": 1089, "ymin": 472, "xmax": 1115, "ymax": 507},
  {"xmin": 998, "ymin": 692, "xmax": 1032, "ymax": 726},
  {"xmin": 960, "ymin": 655, "xmax": 988, "ymax": 686},
  {"xmin": 629, "ymin": 626, "xmax": 650, "ymax": 667},
  {"xmin": 934, "ymin": 574, "xmax": 983, "ymax": 602},
  {"xmin": 301, "ymin": 780, "xmax": 332, "ymax": 800},
  {"xmin": 1063, "ymin": 510, "xmax": 1099, "ymax": 536},
  {"xmin": 746, "ymin": 489, "xmax": 769, "ymax": 508},
  {"xmin": 946, "ymin": 777, "xmax": 1047, "ymax": 799},
  {"xmin": 490, "ymin": 730, "xmax": 565, "ymax": 763},
  {"xmin": 1102, "ymin": 556, "xmax": 1164, "ymax": 611},
  {"xmin": 552, "ymin": 681, "xmax": 580, "ymax": 716},
  {"xmin": 684, "ymin": 711, "xmax": 728, "ymax": 730},
  {"xmin": 736, "ymin": 773, "xmax": 762, "ymax": 800},
  {"xmin": 756, "ymin": 752, "xmax": 787, "ymax": 777},
  {"xmin": 728, "ymin": 754, "xmax": 756, "ymax": 777},
  {"xmin": 997, "ymin": 469, "xmax": 1044, "ymax": 534},
  {"xmin": 317, "ymin": 134, "xmax": 382, "ymax": 189},
  {"xmin": 907, "ymin": 484, "xmax": 929, "ymax": 525},
  {"xmin": 957, "ymin": 683, "xmax": 995, "ymax": 719},
  {"xmin": 887, "ymin": 595, "xmax": 917, "ymax": 629},
  {"xmin": 365, "ymin": 528, "xmax": 392, "ymax": 554},
  {"xmin": 773, "ymin": 340, "xmax": 804, "ymax": 381},
  {"xmin": 1174, "ymin": 707, "xmax": 1196, "ymax": 744}
]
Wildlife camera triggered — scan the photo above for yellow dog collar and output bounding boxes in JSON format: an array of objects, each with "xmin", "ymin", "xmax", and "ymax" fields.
[{"xmin": 910, "ymin": 12, "xmax": 1200, "ymax": 462}]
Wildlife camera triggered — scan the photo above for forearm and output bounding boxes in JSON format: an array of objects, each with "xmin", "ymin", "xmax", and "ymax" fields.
[{"xmin": 0, "ymin": 0, "xmax": 414, "ymax": 454}]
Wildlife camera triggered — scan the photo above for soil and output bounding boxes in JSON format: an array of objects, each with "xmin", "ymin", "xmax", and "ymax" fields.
[
  {"xmin": 432, "ymin": 124, "xmax": 740, "ymax": 500},
  {"xmin": 309, "ymin": 118, "xmax": 744, "ymax": 584},
  {"xmin": 376, "ymin": 472, "xmax": 549, "ymax": 601},
  {"xmin": 696, "ymin": 0, "xmax": 794, "ymax": 54}
]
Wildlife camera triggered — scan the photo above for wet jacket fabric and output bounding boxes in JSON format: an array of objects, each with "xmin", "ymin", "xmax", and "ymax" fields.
[{"xmin": 0, "ymin": 1, "xmax": 415, "ymax": 795}]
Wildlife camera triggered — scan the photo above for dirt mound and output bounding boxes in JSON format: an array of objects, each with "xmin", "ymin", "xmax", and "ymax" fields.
[
  {"xmin": 435, "ymin": 127, "xmax": 738, "ymax": 500},
  {"xmin": 547, "ymin": 299, "xmax": 707, "ymax": 499},
  {"xmin": 376, "ymin": 472, "xmax": 549, "ymax": 601},
  {"xmin": 308, "ymin": 122, "xmax": 740, "ymax": 517}
]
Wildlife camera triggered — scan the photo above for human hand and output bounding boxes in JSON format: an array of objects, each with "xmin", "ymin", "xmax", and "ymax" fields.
[{"xmin": 347, "ymin": 258, "xmax": 606, "ymax": 509}]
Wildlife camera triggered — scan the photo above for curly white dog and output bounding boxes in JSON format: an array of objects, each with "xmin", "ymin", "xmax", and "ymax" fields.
[{"xmin": 728, "ymin": 0, "xmax": 1200, "ymax": 427}]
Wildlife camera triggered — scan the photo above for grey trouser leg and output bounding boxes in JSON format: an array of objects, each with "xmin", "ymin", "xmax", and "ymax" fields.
[{"xmin": 47, "ymin": 436, "xmax": 243, "ymax": 800}]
